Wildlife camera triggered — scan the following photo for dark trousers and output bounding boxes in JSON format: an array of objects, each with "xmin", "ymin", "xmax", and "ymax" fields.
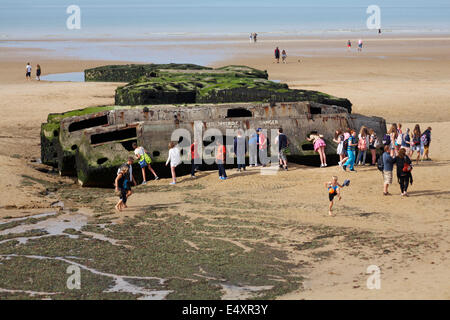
[
  {"xmin": 217, "ymin": 162, "xmax": 227, "ymax": 178},
  {"xmin": 399, "ymin": 175, "xmax": 409, "ymax": 193},
  {"xmin": 191, "ymin": 159, "xmax": 201, "ymax": 176}
]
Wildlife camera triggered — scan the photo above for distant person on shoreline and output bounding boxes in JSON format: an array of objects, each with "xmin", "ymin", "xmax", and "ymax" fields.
[
  {"xmin": 36, "ymin": 64, "xmax": 41, "ymax": 81},
  {"xmin": 26, "ymin": 63, "xmax": 32, "ymax": 80},
  {"xmin": 253, "ymin": 33, "xmax": 258, "ymax": 42},
  {"xmin": 358, "ymin": 39, "xmax": 363, "ymax": 52},
  {"xmin": 132, "ymin": 142, "xmax": 159, "ymax": 184},
  {"xmin": 347, "ymin": 40, "xmax": 352, "ymax": 51},
  {"xmin": 250, "ymin": 33, "xmax": 253, "ymax": 43},
  {"xmin": 307, "ymin": 131, "xmax": 327, "ymax": 168},
  {"xmin": 281, "ymin": 50, "xmax": 287, "ymax": 64},
  {"xmin": 274, "ymin": 47, "xmax": 280, "ymax": 63},
  {"xmin": 166, "ymin": 142, "xmax": 181, "ymax": 185}
]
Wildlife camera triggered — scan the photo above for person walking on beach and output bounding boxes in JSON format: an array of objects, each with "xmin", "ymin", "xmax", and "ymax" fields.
[
  {"xmin": 381, "ymin": 145, "xmax": 396, "ymax": 196},
  {"xmin": 421, "ymin": 127, "xmax": 432, "ymax": 161},
  {"xmin": 115, "ymin": 165, "xmax": 131, "ymax": 211},
  {"xmin": 274, "ymin": 47, "xmax": 280, "ymax": 63},
  {"xmin": 387, "ymin": 124, "xmax": 399, "ymax": 155},
  {"xmin": 36, "ymin": 64, "xmax": 41, "ymax": 81},
  {"xmin": 216, "ymin": 140, "xmax": 227, "ymax": 180},
  {"xmin": 190, "ymin": 139, "xmax": 201, "ymax": 178},
  {"xmin": 249, "ymin": 131, "xmax": 258, "ymax": 167},
  {"xmin": 132, "ymin": 142, "xmax": 159, "ymax": 184},
  {"xmin": 307, "ymin": 131, "xmax": 327, "ymax": 167},
  {"xmin": 396, "ymin": 148, "xmax": 413, "ymax": 197},
  {"xmin": 342, "ymin": 130, "xmax": 358, "ymax": 171},
  {"xmin": 275, "ymin": 128, "xmax": 289, "ymax": 170},
  {"xmin": 357, "ymin": 126, "xmax": 369, "ymax": 166},
  {"xmin": 116, "ymin": 156, "xmax": 137, "ymax": 202},
  {"xmin": 368, "ymin": 129, "xmax": 378, "ymax": 165},
  {"xmin": 281, "ymin": 50, "xmax": 287, "ymax": 64},
  {"xmin": 26, "ymin": 63, "xmax": 32, "ymax": 80},
  {"xmin": 358, "ymin": 39, "xmax": 363, "ymax": 52},
  {"xmin": 254, "ymin": 33, "xmax": 258, "ymax": 42},
  {"xmin": 410, "ymin": 124, "xmax": 422, "ymax": 164},
  {"xmin": 234, "ymin": 130, "xmax": 246, "ymax": 172},
  {"xmin": 166, "ymin": 142, "xmax": 181, "ymax": 185},
  {"xmin": 250, "ymin": 33, "xmax": 253, "ymax": 43},
  {"xmin": 347, "ymin": 40, "xmax": 352, "ymax": 51}
]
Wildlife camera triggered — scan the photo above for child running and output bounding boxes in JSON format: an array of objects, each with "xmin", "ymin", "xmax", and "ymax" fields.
[{"xmin": 325, "ymin": 176, "xmax": 342, "ymax": 216}]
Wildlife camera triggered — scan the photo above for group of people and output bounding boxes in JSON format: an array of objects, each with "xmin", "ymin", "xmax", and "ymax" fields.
[
  {"xmin": 274, "ymin": 47, "xmax": 287, "ymax": 64},
  {"xmin": 249, "ymin": 33, "xmax": 258, "ymax": 43},
  {"xmin": 26, "ymin": 62, "xmax": 41, "ymax": 81},
  {"xmin": 347, "ymin": 39, "xmax": 364, "ymax": 52},
  {"xmin": 380, "ymin": 123, "xmax": 432, "ymax": 196},
  {"xmin": 114, "ymin": 128, "xmax": 290, "ymax": 211},
  {"xmin": 114, "ymin": 123, "xmax": 433, "ymax": 213}
]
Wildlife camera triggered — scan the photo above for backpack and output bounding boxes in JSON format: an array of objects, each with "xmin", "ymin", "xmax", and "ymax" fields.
[
  {"xmin": 343, "ymin": 138, "xmax": 349, "ymax": 150},
  {"xmin": 377, "ymin": 154, "xmax": 384, "ymax": 172},
  {"xmin": 358, "ymin": 137, "xmax": 367, "ymax": 150},
  {"xmin": 421, "ymin": 133, "xmax": 429, "ymax": 146},
  {"xmin": 382, "ymin": 134, "xmax": 391, "ymax": 146}
]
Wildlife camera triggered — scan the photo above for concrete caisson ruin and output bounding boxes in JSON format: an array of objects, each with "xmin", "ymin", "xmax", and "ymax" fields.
[{"xmin": 42, "ymin": 64, "xmax": 386, "ymax": 187}]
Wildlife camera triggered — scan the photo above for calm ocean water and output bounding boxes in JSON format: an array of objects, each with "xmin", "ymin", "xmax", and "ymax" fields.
[{"xmin": 1, "ymin": 0, "xmax": 450, "ymax": 39}]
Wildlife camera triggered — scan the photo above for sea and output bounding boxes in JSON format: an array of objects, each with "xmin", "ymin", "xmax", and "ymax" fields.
[{"xmin": 1, "ymin": 0, "xmax": 449, "ymax": 65}]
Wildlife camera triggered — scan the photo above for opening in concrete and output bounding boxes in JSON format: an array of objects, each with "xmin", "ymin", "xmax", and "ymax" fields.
[
  {"xmin": 91, "ymin": 127, "xmax": 137, "ymax": 145},
  {"xmin": 53, "ymin": 130, "xmax": 59, "ymax": 137},
  {"xmin": 68, "ymin": 115, "xmax": 108, "ymax": 132},
  {"xmin": 301, "ymin": 143, "xmax": 314, "ymax": 151},
  {"xmin": 97, "ymin": 158, "xmax": 108, "ymax": 165},
  {"xmin": 310, "ymin": 106, "xmax": 321, "ymax": 115},
  {"xmin": 226, "ymin": 108, "xmax": 252, "ymax": 118},
  {"xmin": 153, "ymin": 151, "xmax": 160, "ymax": 157},
  {"xmin": 71, "ymin": 145, "xmax": 78, "ymax": 151},
  {"xmin": 121, "ymin": 139, "xmax": 137, "ymax": 151}
]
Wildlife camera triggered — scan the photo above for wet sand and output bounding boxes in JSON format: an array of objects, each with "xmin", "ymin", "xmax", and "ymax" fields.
[{"xmin": 0, "ymin": 36, "xmax": 449, "ymax": 299}]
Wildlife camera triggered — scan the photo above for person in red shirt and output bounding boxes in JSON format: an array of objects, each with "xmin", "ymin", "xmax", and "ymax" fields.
[
  {"xmin": 190, "ymin": 139, "xmax": 201, "ymax": 178},
  {"xmin": 216, "ymin": 140, "xmax": 227, "ymax": 180}
]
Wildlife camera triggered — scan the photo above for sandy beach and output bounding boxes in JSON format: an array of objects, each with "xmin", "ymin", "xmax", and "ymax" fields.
[{"xmin": 0, "ymin": 35, "xmax": 449, "ymax": 299}]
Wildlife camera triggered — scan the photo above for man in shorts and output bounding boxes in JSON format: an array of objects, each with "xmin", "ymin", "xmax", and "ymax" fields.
[
  {"xmin": 275, "ymin": 128, "xmax": 289, "ymax": 170},
  {"xmin": 132, "ymin": 142, "xmax": 159, "ymax": 185},
  {"xmin": 382, "ymin": 145, "xmax": 396, "ymax": 195}
]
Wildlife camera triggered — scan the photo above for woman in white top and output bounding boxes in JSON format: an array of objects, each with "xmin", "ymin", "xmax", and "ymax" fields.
[{"xmin": 166, "ymin": 142, "xmax": 181, "ymax": 185}]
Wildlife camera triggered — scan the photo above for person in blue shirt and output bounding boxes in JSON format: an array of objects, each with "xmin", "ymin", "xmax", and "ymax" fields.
[
  {"xmin": 343, "ymin": 130, "xmax": 358, "ymax": 171},
  {"xmin": 382, "ymin": 145, "xmax": 397, "ymax": 195}
]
